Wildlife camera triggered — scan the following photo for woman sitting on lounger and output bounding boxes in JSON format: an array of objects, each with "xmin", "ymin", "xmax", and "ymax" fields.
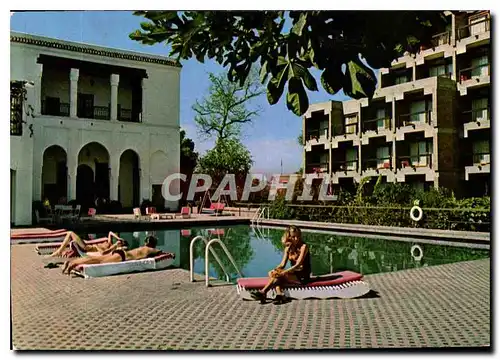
[
  {"xmin": 251, "ymin": 225, "xmax": 311, "ymax": 304},
  {"xmin": 62, "ymin": 235, "xmax": 163, "ymax": 275},
  {"xmin": 49, "ymin": 231, "xmax": 127, "ymax": 258}
]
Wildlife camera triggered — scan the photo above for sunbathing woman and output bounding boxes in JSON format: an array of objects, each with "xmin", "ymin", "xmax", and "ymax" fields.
[
  {"xmin": 251, "ymin": 225, "xmax": 311, "ymax": 304},
  {"xmin": 61, "ymin": 235, "xmax": 163, "ymax": 275},
  {"xmin": 49, "ymin": 231, "xmax": 126, "ymax": 258}
]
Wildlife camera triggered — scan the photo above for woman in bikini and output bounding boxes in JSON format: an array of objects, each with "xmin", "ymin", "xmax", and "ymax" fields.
[
  {"xmin": 252, "ymin": 225, "xmax": 311, "ymax": 304},
  {"xmin": 48, "ymin": 231, "xmax": 126, "ymax": 258}
]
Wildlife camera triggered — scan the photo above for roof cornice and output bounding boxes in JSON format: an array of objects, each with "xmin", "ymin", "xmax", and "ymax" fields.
[{"xmin": 10, "ymin": 32, "xmax": 182, "ymax": 68}]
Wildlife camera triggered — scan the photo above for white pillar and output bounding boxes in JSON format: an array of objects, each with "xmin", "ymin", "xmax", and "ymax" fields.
[
  {"xmin": 109, "ymin": 154, "xmax": 120, "ymax": 201},
  {"xmin": 67, "ymin": 157, "xmax": 77, "ymax": 201},
  {"xmin": 141, "ymin": 78, "xmax": 148, "ymax": 123},
  {"xmin": 70, "ymin": 68, "xmax": 79, "ymax": 118},
  {"xmin": 110, "ymin": 74, "xmax": 119, "ymax": 121},
  {"xmin": 34, "ymin": 63, "xmax": 43, "ymax": 115}
]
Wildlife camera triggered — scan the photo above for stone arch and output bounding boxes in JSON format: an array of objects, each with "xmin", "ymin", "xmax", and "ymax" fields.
[
  {"xmin": 119, "ymin": 149, "xmax": 140, "ymax": 208},
  {"xmin": 42, "ymin": 145, "xmax": 67, "ymax": 205},
  {"xmin": 77, "ymin": 142, "xmax": 110, "ymax": 203}
]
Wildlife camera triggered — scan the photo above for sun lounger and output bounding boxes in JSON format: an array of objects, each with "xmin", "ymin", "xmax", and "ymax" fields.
[
  {"xmin": 34, "ymin": 237, "xmax": 108, "ymax": 255},
  {"xmin": 71, "ymin": 252, "xmax": 176, "ymax": 278},
  {"xmin": 236, "ymin": 271, "xmax": 370, "ymax": 300},
  {"xmin": 12, "ymin": 228, "xmax": 68, "ymax": 244}
]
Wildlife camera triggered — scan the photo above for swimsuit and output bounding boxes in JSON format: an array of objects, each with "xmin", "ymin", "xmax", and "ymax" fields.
[
  {"xmin": 112, "ymin": 249, "xmax": 127, "ymax": 262},
  {"xmin": 290, "ymin": 251, "xmax": 311, "ymax": 284}
]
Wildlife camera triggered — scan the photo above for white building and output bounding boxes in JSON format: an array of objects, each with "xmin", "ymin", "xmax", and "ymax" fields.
[{"xmin": 10, "ymin": 32, "xmax": 181, "ymax": 226}]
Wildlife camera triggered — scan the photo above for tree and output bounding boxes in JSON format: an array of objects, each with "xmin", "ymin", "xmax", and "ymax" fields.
[
  {"xmin": 180, "ymin": 128, "xmax": 198, "ymax": 172},
  {"xmin": 130, "ymin": 11, "xmax": 447, "ymax": 116},
  {"xmin": 193, "ymin": 70, "xmax": 264, "ymax": 141},
  {"xmin": 195, "ymin": 138, "xmax": 253, "ymax": 185}
]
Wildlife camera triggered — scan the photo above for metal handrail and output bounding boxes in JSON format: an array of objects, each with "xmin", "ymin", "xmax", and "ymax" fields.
[
  {"xmin": 457, "ymin": 16, "xmax": 490, "ymax": 40},
  {"xmin": 189, "ymin": 235, "xmax": 232, "ymax": 283},
  {"xmin": 205, "ymin": 238, "xmax": 242, "ymax": 287}
]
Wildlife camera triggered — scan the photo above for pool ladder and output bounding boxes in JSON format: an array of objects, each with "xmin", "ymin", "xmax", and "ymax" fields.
[
  {"xmin": 251, "ymin": 206, "xmax": 269, "ymax": 225},
  {"xmin": 189, "ymin": 235, "xmax": 242, "ymax": 287}
]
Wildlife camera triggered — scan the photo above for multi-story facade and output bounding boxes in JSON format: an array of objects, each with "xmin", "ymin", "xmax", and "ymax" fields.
[
  {"xmin": 10, "ymin": 32, "xmax": 181, "ymax": 225},
  {"xmin": 303, "ymin": 10, "xmax": 490, "ymax": 197}
]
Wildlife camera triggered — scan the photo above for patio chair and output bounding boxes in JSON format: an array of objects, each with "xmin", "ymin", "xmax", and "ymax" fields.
[
  {"xmin": 176, "ymin": 206, "xmax": 191, "ymax": 219},
  {"xmin": 34, "ymin": 209, "xmax": 54, "ymax": 225}
]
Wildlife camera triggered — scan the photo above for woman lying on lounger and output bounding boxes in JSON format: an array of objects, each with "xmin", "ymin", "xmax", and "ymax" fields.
[
  {"xmin": 251, "ymin": 225, "xmax": 311, "ymax": 304},
  {"xmin": 61, "ymin": 235, "xmax": 163, "ymax": 275},
  {"xmin": 49, "ymin": 231, "xmax": 127, "ymax": 258}
]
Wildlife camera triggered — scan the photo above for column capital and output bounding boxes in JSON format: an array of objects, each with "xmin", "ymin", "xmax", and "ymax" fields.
[
  {"xmin": 70, "ymin": 68, "xmax": 79, "ymax": 81},
  {"xmin": 110, "ymin": 73, "xmax": 120, "ymax": 86}
]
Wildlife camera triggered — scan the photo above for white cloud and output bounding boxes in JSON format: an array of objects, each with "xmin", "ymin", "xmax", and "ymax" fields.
[{"xmin": 246, "ymin": 138, "xmax": 302, "ymax": 175}]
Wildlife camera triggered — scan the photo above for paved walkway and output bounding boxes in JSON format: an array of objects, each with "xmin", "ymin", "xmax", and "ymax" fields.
[{"xmin": 11, "ymin": 244, "xmax": 490, "ymax": 350}]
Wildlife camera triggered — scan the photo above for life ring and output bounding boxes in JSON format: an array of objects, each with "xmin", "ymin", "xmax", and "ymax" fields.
[
  {"xmin": 133, "ymin": 231, "xmax": 140, "ymax": 239},
  {"xmin": 411, "ymin": 245, "xmax": 423, "ymax": 261},
  {"xmin": 410, "ymin": 206, "xmax": 423, "ymax": 222}
]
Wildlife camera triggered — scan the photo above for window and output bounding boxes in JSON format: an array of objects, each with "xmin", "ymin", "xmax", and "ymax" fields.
[
  {"xmin": 320, "ymin": 153, "xmax": 329, "ymax": 170},
  {"xmin": 376, "ymin": 108, "xmax": 388, "ymax": 130},
  {"xmin": 319, "ymin": 120, "xmax": 329, "ymax": 138},
  {"xmin": 376, "ymin": 147, "xmax": 391, "ymax": 169},
  {"xmin": 409, "ymin": 100, "xmax": 431, "ymax": 123},
  {"xmin": 472, "ymin": 98, "xmax": 489, "ymax": 122},
  {"xmin": 395, "ymin": 75, "xmax": 409, "ymax": 85},
  {"xmin": 471, "ymin": 56, "xmax": 489, "ymax": 77},
  {"xmin": 469, "ymin": 14, "xmax": 489, "ymax": 36},
  {"xmin": 410, "ymin": 141, "xmax": 432, "ymax": 167},
  {"xmin": 473, "ymin": 140, "xmax": 490, "ymax": 165},
  {"xmin": 345, "ymin": 115, "xmax": 357, "ymax": 134},
  {"xmin": 429, "ymin": 63, "xmax": 452, "ymax": 78},
  {"xmin": 345, "ymin": 148, "xmax": 358, "ymax": 171}
]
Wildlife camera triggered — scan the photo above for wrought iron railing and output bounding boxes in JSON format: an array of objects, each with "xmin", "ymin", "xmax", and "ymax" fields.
[
  {"xmin": 398, "ymin": 110, "xmax": 432, "ymax": 127},
  {"xmin": 457, "ymin": 17, "xmax": 490, "ymax": 40},
  {"xmin": 118, "ymin": 108, "xmax": 133, "ymax": 122},
  {"xmin": 459, "ymin": 63, "xmax": 490, "ymax": 81},
  {"xmin": 463, "ymin": 107, "xmax": 490, "ymax": 123},
  {"xmin": 93, "ymin": 106, "xmax": 110, "ymax": 120},
  {"xmin": 362, "ymin": 116, "xmax": 391, "ymax": 132},
  {"xmin": 41, "ymin": 100, "xmax": 70, "ymax": 117},
  {"xmin": 397, "ymin": 154, "xmax": 433, "ymax": 169}
]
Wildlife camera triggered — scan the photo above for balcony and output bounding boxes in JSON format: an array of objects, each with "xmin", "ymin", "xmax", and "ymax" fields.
[
  {"xmin": 331, "ymin": 159, "xmax": 360, "ymax": 184},
  {"xmin": 362, "ymin": 157, "xmax": 395, "ymax": 179},
  {"xmin": 41, "ymin": 100, "xmax": 70, "ymax": 117},
  {"xmin": 462, "ymin": 107, "xmax": 490, "ymax": 138},
  {"xmin": 465, "ymin": 152, "xmax": 490, "ymax": 180},
  {"xmin": 457, "ymin": 17, "xmax": 490, "ymax": 41},
  {"xmin": 305, "ymin": 127, "xmax": 329, "ymax": 151},
  {"xmin": 430, "ymin": 31, "xmax": 451, "ymax": 47},
  {"xmin": 332, "ymin": 120, "xmax": 360, "ymax": 148},
  {"xmin": 396, "ymin": 154, "xmax": 435, "ymax": 182},
  {"xmin": 305, "ymin": 162, "xmax": 329, "ymax": 176},
  {"xmin": 118, "ymin": 108, "xmax": 133, "ymax": 122}
]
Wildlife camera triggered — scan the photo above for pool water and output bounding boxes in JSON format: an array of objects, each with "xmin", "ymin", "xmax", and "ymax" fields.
[{"xmin": 90, "ymin": 225, "xmax": 490, "ymax": 281}]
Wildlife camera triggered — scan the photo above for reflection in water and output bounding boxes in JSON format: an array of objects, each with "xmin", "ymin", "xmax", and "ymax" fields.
[{"xmin": 111, "ymin": 225, "xmax": 490, "ymax": 282}]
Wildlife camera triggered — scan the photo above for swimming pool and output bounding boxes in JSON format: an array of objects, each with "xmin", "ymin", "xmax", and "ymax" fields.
[{"xmin": 89, "ymin": 225, "xmax": 490, "ymax": 281}]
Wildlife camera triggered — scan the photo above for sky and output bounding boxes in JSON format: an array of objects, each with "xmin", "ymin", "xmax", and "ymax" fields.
[{"xmin": 10, "ymin": 10, "xmax": 351, "ymax": 174}]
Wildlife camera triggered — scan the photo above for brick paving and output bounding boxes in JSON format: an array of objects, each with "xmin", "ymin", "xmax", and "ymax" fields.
[{"xmin": 11, "ymin": 244, "xmax": 490, "ymax": 350}]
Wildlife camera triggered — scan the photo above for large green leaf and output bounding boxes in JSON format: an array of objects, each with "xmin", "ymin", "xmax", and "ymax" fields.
[
  {"xmin": 343, "ymin": 59, "xmax": 377, "ymax": 99},
  {"xmin": 266, "ymin": 63, "xmax": 290, "ymax": 105},
  {"xmin": 290, "ymin": 62, "xmax": 318, "ymax": 91},
  {"xmin": 286, "ymin": 77, "xmax": 309, "ymax": 116},
  {"xmin": 321, "ymin": 68, "xmax": 343, "ymax": 95},
  {"xmin": 291, "ymin": 12, "xmax": 308, "ymax": 36}
]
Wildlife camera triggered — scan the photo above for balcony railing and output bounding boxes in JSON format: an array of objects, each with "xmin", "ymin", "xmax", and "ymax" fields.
[
  {"xmin": 397, "ymin": 154, "xmax": 433, "ymax": 169},
  {"xmin": 332, "ymin": 160, "xmax": 358, "ymax": 172},
  {"xmin": 457, "ymin": 17, "xmax": 490, "ymax": 40},
  {"xmin": 306, "ymin": 128, "xmax": 329, "ymax": 140},
  {"xmin": 93, "ymin": 106, "xmax": 110, "ymax": 120},
  {"xmin": 118, "ymin": 108, "xmax": 133, "ymax": 122},
  {"xmin": 398, "ymin": 110, "xmax": 432, "ymax": 127},
  {"xmin": 306, "ymin": 162, "xmax": 329, "ymax": 174},
  {"xmin": 459, "ymin": 63, "xmax": 490, "ymax": 82},
  {"xmin": 472, "ymin": 152, "xmax": 490, "ymax": 166},
  {"xmin": 363, "ymin": 157, "xmax": 392, "ymax": 171},
  {"xmin": 463, "ymin": 107, "xmax": 490, "ymax": 123},
  {"xmin": 362, "ymin": 117, "xmax": 391, "ymax": 132},
  {"xmin": 430, "ymin": 31, "xmax": 451, "ymax": 47},
  {"xmin": 41, "ymin": 100, "xmax": 70, "ymax": 117}
]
